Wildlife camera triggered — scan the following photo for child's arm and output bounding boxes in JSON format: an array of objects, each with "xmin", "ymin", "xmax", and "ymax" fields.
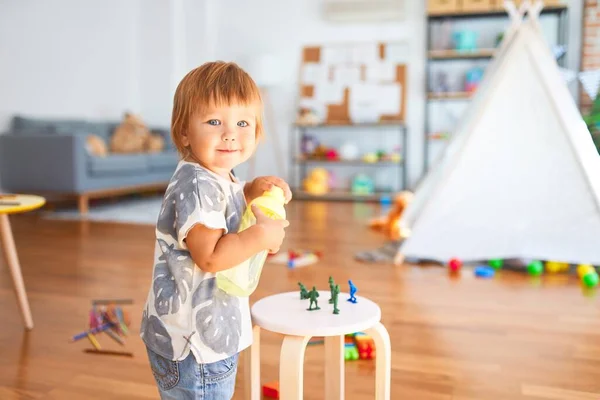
[{"xmin": 186, "ymin": 205, "xmax": 289, "ymax": 273}]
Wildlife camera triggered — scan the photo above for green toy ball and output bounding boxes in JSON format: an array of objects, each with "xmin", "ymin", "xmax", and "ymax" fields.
[
  {"xmin": 489, "ymin": 259, "xmax": 503, "ymax": 269},
  {"xmin": 527, "ymin": 260, "xmax": 544, "ymax": 276},
  {"xmin": 582, "ymin": 272, "xmax": 599, "ymax": 288}
]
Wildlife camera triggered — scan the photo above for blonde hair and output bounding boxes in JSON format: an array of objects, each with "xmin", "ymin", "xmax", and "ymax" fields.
[{"xmin": 171, "ymin": 61, "xmax": 264, "ymax": 156}]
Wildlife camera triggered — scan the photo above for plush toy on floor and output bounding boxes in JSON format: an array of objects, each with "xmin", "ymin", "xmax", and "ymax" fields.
[{"xmin": 369, "ymin": 191, "xmax": 413, "ymax": 240}]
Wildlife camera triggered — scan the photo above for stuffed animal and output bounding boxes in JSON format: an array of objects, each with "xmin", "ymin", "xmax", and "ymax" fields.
[
  {"xmin": 369, "ymin": 191, "xmax": 414, "ymax": 240},
  {"xmin": 85, "ymin": 134, "xmax": 107, "ymax": 157},
  {"xmin": 110, "ymin": 112, "xmax": 151, "ymax": 154},
  {"xmin": 303, "ymin": 168, "xmax": 329, "ymax": 195},
  {"xmin": 146, "ymin": 132, "xmax": 165, "ymax": 153}
]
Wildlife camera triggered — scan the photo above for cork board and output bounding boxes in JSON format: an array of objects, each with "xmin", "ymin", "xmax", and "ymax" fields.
[{"xmin": 298, "ymin": 41, "xmax": 408, "ymax": 124}]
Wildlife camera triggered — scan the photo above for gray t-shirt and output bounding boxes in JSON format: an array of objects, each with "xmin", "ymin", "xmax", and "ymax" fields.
[{"xmin": 140, "ymin": 160, "xmax": 252, "ymax": 363}]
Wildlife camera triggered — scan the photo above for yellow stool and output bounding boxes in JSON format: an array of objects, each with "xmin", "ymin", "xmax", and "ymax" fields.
[
  {"xmin": 244, "ymin": 290, "xmax": 391, "ymax": 399},
  {"xmin": 0, "ymin": 194, "xmax": 46, "ymax": 330}
]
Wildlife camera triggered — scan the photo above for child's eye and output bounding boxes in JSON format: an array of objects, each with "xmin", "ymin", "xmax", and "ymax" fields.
[
  {"xmin": 207, "ymin": 119, "xmax": 220, "ymax": 126},
  {"xmin": 237, "ymin": 121, "xmax": 249, "ymax": 127}
]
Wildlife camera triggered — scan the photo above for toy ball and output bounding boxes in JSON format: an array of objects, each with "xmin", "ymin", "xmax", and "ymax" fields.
[
  {"xmin": 448, "ymin": 257, "xmax": 462, "ymax": 272},
  {"xmin": 577, "ymin": 264, "xmax": 595, "ymax": 278},
  {"xmin": 339, "ymin": 142, "xmax": 359, "ymax": 160},
  {"xmin": 474, "ymin": 266, "xmax": 495, "ymax": 278},
  {"xmin": 527, "ymin": 260, "xmax": 544, "ymax": 276},
  {"xmin": 546, "ymin": 261, "xmax": 568, "ymax": 274},
  {"xmin": 582, "ymin": 271, "xmax": 599, "ymax": 288},
  {"xmin": 489, "ymin": 258, "xmax": 503, "ymax": 269}
]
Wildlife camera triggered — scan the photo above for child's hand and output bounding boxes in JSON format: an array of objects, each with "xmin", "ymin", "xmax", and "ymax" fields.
[
  {"xmin": 253, "ymin": 204, "xmax": 289, "ymax": 253},
  {"xmin": 244, "ymin": 176, "xmax": 292, "ymax": 204}
]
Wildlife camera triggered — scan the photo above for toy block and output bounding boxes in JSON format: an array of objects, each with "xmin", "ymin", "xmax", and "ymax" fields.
[{"xmin": 262, "ymin": 381, "xmax": 279, "ymax": 398}]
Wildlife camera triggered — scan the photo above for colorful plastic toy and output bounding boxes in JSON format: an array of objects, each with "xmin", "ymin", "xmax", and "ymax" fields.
[
  {"xmin": 348, "ymin": 280, "xmax": 358, "ymax": 303},
  {"xmin": 344, "ymin": 341, "xmax": 359, "ymax": 361},
  {"xmin": 577, "ymin": 264, "xmax": 595, "ymax": 278},
  {"xmin": 328, "ymin": 276, "xmax": 335, "ymax": 304},
  {"xmin": 354, "ymin": 333, "xmax": 376, "ymax": 360},
  {"xmin": 545, "ymin": 261, "xmax": 569, "ymax": 273},
  {"xmin": 489, "ymin": 259, "xmax": 503, "ymax": 269},
  {"xmin": 582, "ymin": 271, "xmax": 599, "ymax": 288},
  {"xmin": 298, "ymin": 282, "xmax": 308, "ymax": 300},
  {"xmin": 475, "ymin": 266, "xmax": 495, "ymax": 278},
  {"xmin": 448, "ymin": 257, "xmax": 462, "ymax": 272},
  {"xmin": 527, "ymin": 260, "xmax": 544, "ymax": 276},
  {"xmin": 262, "ymin": 381, "xmax": 279, "ymax": 398}
]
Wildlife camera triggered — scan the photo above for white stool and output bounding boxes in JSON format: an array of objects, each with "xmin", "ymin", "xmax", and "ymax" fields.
[{"xmin": 244, "ymin": 290, "xmax": 391, "ymax": 400}]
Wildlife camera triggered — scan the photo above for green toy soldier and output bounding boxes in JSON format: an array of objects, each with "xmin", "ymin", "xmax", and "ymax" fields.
[
  {"xmin": 332, "ymin": 284, "xmax": 340, "ymax": 314},
  {"xmin": 307, "ymin": 286, "xmax": 320, "ymax": 311},
  {"xmin": 298, "ymin": 282, "xmax": 309, "ymax": 300},
  {"xmin": 328, "ymin": 276, "xmax": 335, "ymax": 304}
]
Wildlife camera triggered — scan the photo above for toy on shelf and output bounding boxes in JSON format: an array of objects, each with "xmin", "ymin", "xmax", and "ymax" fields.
[
  {"xmin": 303, "ymin": 168, "xmax": 329, "ymax": 195},
  {"xmin": 301, "ymin": 134, "xmax": 319, "ymax": 155},
  {"xmin": 70, "ymin": 299, "xmax": 133, "ymax": 357},
  {"xmin": 465, "ymin": 67, "xmax": 484, "ymax": 93},
  {"xmin": 340, "ymin": 142, "xmax": 359, "ymax": 160},
  {"xmin": 296, "ymin": 108, "xmax": 320, "ymax": 126},
  {"xmin": 453, "ymin": 30, "xmax": 478, "ymax": 52},
  {"xmin": 362, "ymin": 153, "xmax": 379, "ymax": 163},
  {"xmin": 369, "ymin": 191, "xmax": 414, "ymax": 240},
  {"xmin": 348, "ymin": 280, "xmax": 358, "ymax": 304},
  {"xmin": 351, "ymin": 173, "xmax": 375, "ymax": 195},
  {"xmin": 307, "ymin": 287, "xmax": 320, "ymax": 311}
]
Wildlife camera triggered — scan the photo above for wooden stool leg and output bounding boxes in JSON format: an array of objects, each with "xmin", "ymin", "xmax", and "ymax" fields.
[
  {"xmin": 243, "ymin": 325, "xmax": 261, "ymax": 400},
  {"xmin": 366, "ymin": 322, "xmax": 391, "ymax": 400},
  {"xmin": 279, "ymin": 335, "xmax": 310, "ymax": 400},
  {"xmin": 325, "ymin": 335, "xmax": 344, "ymax": 400},
  {"xmin": 0, "ymin": 214, "xmax": 34, "ymax": 330}
]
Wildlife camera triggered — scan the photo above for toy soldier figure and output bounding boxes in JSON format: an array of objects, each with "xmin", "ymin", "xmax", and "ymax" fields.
[
  {"xmin": 328, "ymin": 276, "xmax": 335, "ymax": 304},
  {"xmin": 307, "ymin": 286, "xmax": 320, "ymax": 311},
  {"xmin": 332, "ymin": 284, "xmax": 340, "ymax": 314},
  {"xmin": 298, "ymin": 282, "xmax": 309, "ymax": 300}
]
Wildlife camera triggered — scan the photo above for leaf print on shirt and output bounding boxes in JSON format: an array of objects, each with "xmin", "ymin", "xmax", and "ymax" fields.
[
  {"xmin": 192, "ymin": 278, "xmax": 242, "ymax": 354},
  {"xmin": 156, "ymin": 164, "xmax": 226, "ymax": 239},
  {"xmin": 141, "ymin": 307, "xmax": 174, "ymax": 359},
  {"xmin": 153, "ymin": 239, "xmax": 195, "ymax": 316}
]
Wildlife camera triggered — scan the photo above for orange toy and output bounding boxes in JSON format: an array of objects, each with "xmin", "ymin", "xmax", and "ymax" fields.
[
  {"xmin": 262, "ymin": 381, "xmax": 279, "ymax": 398},
  {"xmin": 369, "ymin": 191, "xmax": 413, "ymax": 240}
]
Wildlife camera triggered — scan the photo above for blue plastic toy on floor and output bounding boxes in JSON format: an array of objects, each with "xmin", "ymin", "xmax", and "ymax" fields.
[{"xmin": 348, "ymin": 280, "xmax": 358, "ymax": 303}]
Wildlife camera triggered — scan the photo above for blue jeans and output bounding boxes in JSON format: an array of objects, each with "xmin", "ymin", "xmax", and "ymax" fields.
[{"xmin": 146, "ymin": 346, "xmax": 239, "ymax": 400}]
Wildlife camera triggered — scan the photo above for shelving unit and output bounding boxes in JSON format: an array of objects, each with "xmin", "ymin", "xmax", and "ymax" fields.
[
  {"xmin": 423, "ymin": 4, "xmax": 569, "ymax": 172},
  {"xmin": 290, "ymin": 122, "xmax": 408, "ymax": 202}
]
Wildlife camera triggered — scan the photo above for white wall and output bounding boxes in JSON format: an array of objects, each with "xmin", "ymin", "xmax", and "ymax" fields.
[
  {"xmin": 0, "ymin": 0, "xmax": 143, "ymax": 130},
  {"xmin": 212, "ymin": 0, "xmax": 427, "ymax": 189}
]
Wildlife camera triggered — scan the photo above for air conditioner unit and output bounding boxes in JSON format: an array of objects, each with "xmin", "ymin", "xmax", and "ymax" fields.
[{"xmin": 323, "ymin": 0, "xmax": 405, "ymax": 22}]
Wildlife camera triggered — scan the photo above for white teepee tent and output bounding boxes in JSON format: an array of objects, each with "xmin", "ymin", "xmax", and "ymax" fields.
[{"xmin": 395, "ymin": 0, "xmax": 600, "ymax": 266}]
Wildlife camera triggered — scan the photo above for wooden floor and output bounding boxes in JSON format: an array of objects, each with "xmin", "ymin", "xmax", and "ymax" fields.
[{"xmin": 1, "ymin": 201, "xmax": 599, "ymax": 400}]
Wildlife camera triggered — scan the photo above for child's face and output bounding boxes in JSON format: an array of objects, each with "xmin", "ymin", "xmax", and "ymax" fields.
[{"xmin": 183, "ymin": 102, "xmax": 258, "ymax": 177}]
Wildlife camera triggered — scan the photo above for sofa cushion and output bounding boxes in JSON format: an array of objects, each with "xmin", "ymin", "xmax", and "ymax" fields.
[
  {"xmin": 88, "ymin": 154, "xmax": 149, "ymax": 177},
  {"xmin": 147, "ymin": 151, "xmax": 179, "ymax": 172}
]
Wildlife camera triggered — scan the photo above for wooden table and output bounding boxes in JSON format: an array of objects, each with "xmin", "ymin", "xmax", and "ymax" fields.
[
  {"xmin": 0, "ymin": 194, "xmax": 46, "ymax": 330},
  {"xmin": 244, "ymin": 290, "xmax": 391, "ymax": 400}
]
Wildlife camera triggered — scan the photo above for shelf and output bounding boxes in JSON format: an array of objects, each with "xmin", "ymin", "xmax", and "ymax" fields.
[
  {"xmin": 428, "ymin": 49, "xmax": 496, "ymax": 60},
  {"xmin": 427, "ymin": 91, "xmax": 473, "ymax": 100},
  {"xmin": 295, "ymin": 121, "xmax": 405, "ymax": 128},
  {"xmin": 292, "ymin": 189, "xmax": 390, "ymax": 202},
  {"xmin": 428, "ymin": 5, "xmax": 567, "ymax": 19},
  {"xmin": 295, "ymin": 158, "xmax": 402, "ymax": 166}
]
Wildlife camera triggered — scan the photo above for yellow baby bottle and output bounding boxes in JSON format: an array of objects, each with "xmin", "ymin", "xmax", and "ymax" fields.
[{"xmin": 216, "ymin": 186, "xmax": 286, "ymax": 296}]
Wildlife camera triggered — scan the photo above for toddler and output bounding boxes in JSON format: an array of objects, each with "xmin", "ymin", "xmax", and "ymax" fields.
[{"xmin": 140, "ymin": 61, "xmax": 291, "ymax": 399}]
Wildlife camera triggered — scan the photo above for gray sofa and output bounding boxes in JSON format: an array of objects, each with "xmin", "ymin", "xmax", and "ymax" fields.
[{"xmin": 0, "ymin": 115, "xmax": 179, "ymax": 214}]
